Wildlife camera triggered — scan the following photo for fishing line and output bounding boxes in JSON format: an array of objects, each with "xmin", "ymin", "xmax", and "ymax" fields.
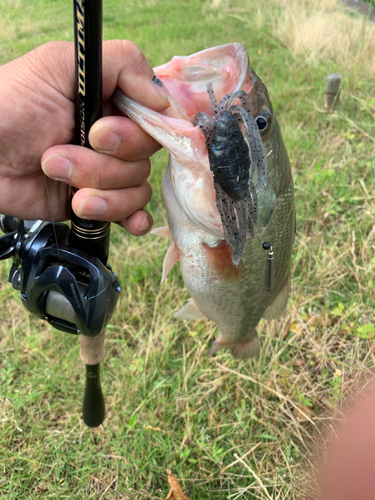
[
  {"xmin": 242, "ymin": 116, "xmax": 295, "ymax": 294},
  {"xmin": 30, "ymin": 0, "xmax": 62, "ymax": 381},
  {"xmin": 252, "ymin": 154, "xmax": 295, "ymax": 255},
  {"xmin": 31, "ymin": 0, "xmax": 62, "ymax": 263},
  {"xmin": 222, "ymin": 92, "xmax": 295, "ymax": 257}
]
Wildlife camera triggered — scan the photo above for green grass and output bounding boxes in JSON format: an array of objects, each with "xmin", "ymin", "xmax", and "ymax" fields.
[{"xmin": 1, "ymin": 0, "xmax": 375, "ymax": 498}]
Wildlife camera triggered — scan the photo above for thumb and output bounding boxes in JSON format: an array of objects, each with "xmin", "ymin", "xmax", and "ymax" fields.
[
  {"xmin": 102, "ymin": 39, "xmax": 170, "ymax": 111},
  {"xmin": 19, "ymin": 40, "xmax": 170, "ymax": 113}
]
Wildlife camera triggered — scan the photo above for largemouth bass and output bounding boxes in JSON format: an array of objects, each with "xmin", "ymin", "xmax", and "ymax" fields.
[{"xmin": 114, "ymin": 43, "xmax": 295, "ymax": 360}]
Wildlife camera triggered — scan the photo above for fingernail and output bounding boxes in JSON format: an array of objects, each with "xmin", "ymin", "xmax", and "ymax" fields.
[
  {"xmin": 77, "ymin": 197, "xmax": 107, "ymax": 217},
  {"xmin": 152, "ymin": 74, "xmax": 170, "ymax": 98},
  {"xmin": 42, "ymin": 154, "xmax": 72, "ymax": 180},
  {"xmin": 138, "ymin": 214, "xmax": 150, "ymax": 233},
  {"xmin": 91, "ymin": 128, "xmax": 120, "ymax": 153}
]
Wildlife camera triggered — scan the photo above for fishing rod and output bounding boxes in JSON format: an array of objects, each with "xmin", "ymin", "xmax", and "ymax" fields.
[
  {"xmin": 70, "ymin": 0, "xmax": 111, "ymax": 427},
  {"xmin": 0, "ymin": 0, "xmax": 120, "ymax": 427}
]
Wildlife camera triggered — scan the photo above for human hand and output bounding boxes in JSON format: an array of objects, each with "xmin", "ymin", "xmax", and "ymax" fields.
[{"xmin": 0, "ymin": 40, "xmax": 170, "ymax": 235}]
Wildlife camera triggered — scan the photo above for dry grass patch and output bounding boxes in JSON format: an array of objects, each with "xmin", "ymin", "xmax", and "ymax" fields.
[
  {"xmin": 270, "ymin": 0, "xmax": 375, "ymax": 78},
  {"xmin": 226, "ymin": 0, "xmax": 375, "ymax": 80}
]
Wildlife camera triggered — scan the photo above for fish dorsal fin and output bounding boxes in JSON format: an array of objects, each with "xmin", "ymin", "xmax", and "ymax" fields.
[
  {"xmin": 174, "ymin": 297, "xmax": 207, "ymax": 321},
  {"xmin": 262, "ymin": 274, "xmax": 291, "ymax": 321},
  {"xmin": 161, "ymin": 240, "xmax": 180, "ymax": 284},
  {"xmin": 151, "ymin": 226, "xmax": 171, "ymax": 238}
]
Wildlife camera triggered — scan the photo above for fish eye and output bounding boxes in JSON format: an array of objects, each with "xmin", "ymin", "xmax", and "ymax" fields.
[
  {"xmin": 255, "ymin": 111, "xmax": 272, "ymax": 135},
  {"xmin": 256, "ymin": 116, "xmax": 267, "ymax": 130}
]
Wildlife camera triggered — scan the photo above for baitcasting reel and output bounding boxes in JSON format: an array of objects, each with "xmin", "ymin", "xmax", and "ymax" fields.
[
  {"xmin": 0, "ymin": 215, "xmax": 121, "ymax": 427},
  {"xmin": 0, "ymin": 216, "xmax": 121, "ymax": 337}
]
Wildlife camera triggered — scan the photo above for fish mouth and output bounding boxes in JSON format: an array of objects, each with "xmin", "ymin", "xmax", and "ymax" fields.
[
  {"xmin": 153, "ymin": 43, "xmax": 253, "ymax": 121},
  {"xmin": 113, "ymin": 44, "xmax": 262, "ymax": 240}
]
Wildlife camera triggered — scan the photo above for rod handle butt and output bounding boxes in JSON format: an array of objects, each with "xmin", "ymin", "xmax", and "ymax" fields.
[{"xmin": 83, "ymin": 363, "xmax": 105, "ymax": 427}]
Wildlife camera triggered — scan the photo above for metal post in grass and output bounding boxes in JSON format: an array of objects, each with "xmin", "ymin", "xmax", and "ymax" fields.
[{"xmin": 324, "ymin": 73, "xmax": 341, "ymax": 111}]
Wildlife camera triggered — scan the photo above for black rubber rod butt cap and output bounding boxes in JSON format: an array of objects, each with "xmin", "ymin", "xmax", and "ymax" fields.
[{"xmin": 83, "ymin": 363, "xmax": 105, "ymax": 427}]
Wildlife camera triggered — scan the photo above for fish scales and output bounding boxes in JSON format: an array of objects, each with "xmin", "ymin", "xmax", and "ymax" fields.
[{"xmin": 114, "ymin": 43, "xmax": 295, "ymax": 360}]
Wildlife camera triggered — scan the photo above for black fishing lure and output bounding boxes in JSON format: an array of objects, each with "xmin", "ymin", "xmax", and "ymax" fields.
[
  {"xmin": 208, "ymin": 110, "xmax": 251, "ymax": 202},
  {"xmin": 193, "ymin": 83, "xmax": 268, "ymax": 265}
]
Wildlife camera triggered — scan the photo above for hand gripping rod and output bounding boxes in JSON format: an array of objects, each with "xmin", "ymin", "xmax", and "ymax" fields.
[{"xmin": 0, "ymin": 0, "xmax": 121, "ymax": 429}]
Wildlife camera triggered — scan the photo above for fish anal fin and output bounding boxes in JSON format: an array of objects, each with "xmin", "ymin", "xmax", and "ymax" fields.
[
  {"xmin": 161, "ymin": 240, "xmax": 180, "ymax": 284},
  {"xmin": 151, "ymin": 226, "xmax": 171, "ymax": 238},
  {"xmin": 262, "ymin": 274, "xmax": 291, "ymax": 321},
  {"xmin": 174, "ymin": 297, "xmax": 207, "ymax": 321},
  {"xmin": 208, "ymin": 334, "xmax": 260, "ymax": 360}
]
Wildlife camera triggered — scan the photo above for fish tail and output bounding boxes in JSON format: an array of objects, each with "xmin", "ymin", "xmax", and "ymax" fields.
[{"xmin": 208, "ymin": 334, "xmax": 260, "ymax": 360}]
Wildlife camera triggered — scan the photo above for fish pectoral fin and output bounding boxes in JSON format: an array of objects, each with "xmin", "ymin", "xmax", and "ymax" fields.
[
  {"xmin": 161, "ymin": 240, "xmax": 180, "ymax": 284},
  {"xmin": 208, "ymin": 334, "xmax": 260, "ymax": 360},
  {"xmin": 262, "ymin": 273, "xmax": 291, "ymax": 321},
  {"xmin": 151, "ymin": 226, "xmax": 171, "ymax": 239},
  {"xmin": 174, "ymin": 297, "xmax": 207, "ymax": 321}
]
